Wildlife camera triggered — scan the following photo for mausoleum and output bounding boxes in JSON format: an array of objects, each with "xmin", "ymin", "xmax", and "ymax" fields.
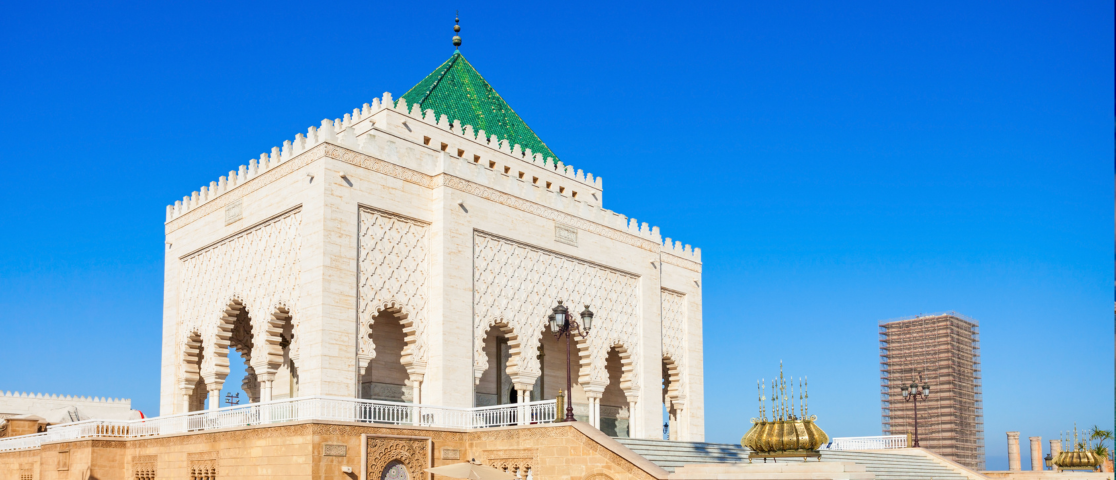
[{"xmin": 158, "ymin": 45, "xmax": 706, "ymax": 442}]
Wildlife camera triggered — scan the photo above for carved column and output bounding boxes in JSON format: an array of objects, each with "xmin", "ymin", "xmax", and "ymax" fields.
[
  {"xmin": 1007, "ymin": 431, "xmax": 1021, "ymax": 471},
  {"xmin": 409, "ymin": 374, "xmax": 424, "ymax": 404},
  {"xmin": 516, "ymin": 388, "xmax": 530, "ymax": 426},
  {"xmin": 672, "ymin": 399, "xmax": 686, "ymax": 441},
  {"xmin": 207, "ymin": 384, "xmax": 222, "ymax": 411},
  {"xmin": 1030, "ymin": 436, "xmax": 1042, "ymax": 471},
  {"xmin": 628, "ymin": 400, "xmax": 639, "ymax": 437},
  {"xmin": 582, "ymin": 394, "xmax": 602, "ymax": 429}
]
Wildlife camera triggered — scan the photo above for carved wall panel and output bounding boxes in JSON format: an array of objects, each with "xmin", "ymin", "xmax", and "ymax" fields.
[
  {"xmin": 660, "ymin": 290, "xmax": 686, "ymax": 404},
  {"xmin": 473, "ymin": 232, "xmax": 640, "ymax": 390},
  {"xmin": 481, "ymin": 448, "xmax": 538, "ymax": 474},
  {"xmin": 177, "ymin": 210, "xmax": 302, "ymax": 384},
  {"xmin": 358, "ymin": 208, "xmax": 430, "ymax": 375},
  {"xmin": 364, "ymin": 435, "xmax": 430, "ymax": 480},
  {"xmin": 187, "ymin": 451, "xmax": 217, "ymax": 480}
]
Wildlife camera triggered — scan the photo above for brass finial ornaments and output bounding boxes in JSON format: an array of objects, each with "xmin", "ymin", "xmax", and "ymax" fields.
[
  {"xmin": 1052, "ymin": 423, "xmax": 1105, "ymax": 471},
  {"xmin": 453, "ymin": 13, "xmax": 462, "ymax": 48},
  {"xmin": 741, "ymin": 362, "xmax": 829, "ymax": 461}
]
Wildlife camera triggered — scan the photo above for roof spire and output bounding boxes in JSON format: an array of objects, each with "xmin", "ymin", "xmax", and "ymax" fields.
[{"xmin": 453, "ymin": 12, "xmax": 462, "ymax": 49}]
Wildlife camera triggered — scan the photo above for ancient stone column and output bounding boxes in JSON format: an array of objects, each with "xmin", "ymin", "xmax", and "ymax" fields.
[
  {"xmin": 1050, "ymin": 439, "xmax": 1063, "ymax": 471},
  {"xmin": 1030, "ymin": 436, "xmax": 1042, "ymax": 470},
  {"xmin": 1007, "ymin": 431, "xmax": 1021, "ymax": 471}
]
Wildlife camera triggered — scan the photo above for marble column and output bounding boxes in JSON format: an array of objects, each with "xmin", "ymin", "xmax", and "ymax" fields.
[
  {"xmin": 628, "ymin": 401, "xmax": 639, "ymax": 438},
  {"xmin": 516, "ymin": 388, "xmax": 529, "ymax": 426},
  {"xmin": 207, "ymin": 385, "xmax": 222, "ymax": 411},
  {"xmin": 585, "ymin": 393, "xmax": 602, "ymax": 429},
  {"xmin": 1049, "ymin": 439, "xmax": 1063, "ymax": 471},
  {"xmin": 1007, "ymin": 431, "xmax": 1021, "ymax": 471},
  {"xmin": 1030, "ymin": 436, "xmax": 1042, "ymax": 471}
]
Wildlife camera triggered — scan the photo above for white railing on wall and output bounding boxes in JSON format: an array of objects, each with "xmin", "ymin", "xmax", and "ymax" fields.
[
  {"xmin": 0, "ymin": 396, "xmax": 557, "ymax": 452},
  {"xmin": 821, "ymin": 435, "xmax": 908, "ymax": 451}
]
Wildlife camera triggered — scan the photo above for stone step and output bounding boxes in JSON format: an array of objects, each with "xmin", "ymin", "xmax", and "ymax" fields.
[{"xmin": 614, "ymin": 438, "xmax": 977, "ymax": 479}]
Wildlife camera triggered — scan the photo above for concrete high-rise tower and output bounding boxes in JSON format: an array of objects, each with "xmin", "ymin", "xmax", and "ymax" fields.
[{"xmin": 880, "ymin": 313, "xmax": 985, "ymax": 470}]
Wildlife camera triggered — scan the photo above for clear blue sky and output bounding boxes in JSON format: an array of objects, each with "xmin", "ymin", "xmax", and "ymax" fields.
[{"xmin": 0, "ymin": 0, "xmax": 1111, "ymax": 471}]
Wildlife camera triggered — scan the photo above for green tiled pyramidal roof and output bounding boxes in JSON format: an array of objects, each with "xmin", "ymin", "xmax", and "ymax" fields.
[{"xmin": 400, "ymin": 51, "xmax": 559, "ymax": 164}]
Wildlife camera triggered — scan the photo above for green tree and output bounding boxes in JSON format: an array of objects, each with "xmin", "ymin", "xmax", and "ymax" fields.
[{"xmin": 1089, "ymin": 425, "xmax": 1113, "ymax": 460}]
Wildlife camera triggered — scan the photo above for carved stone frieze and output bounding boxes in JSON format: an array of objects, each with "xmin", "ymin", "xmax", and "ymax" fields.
[
  {"xmin": 660, "ymin": 252, "xmax": 702, "ymax": 273},
  {"xmin": 358, "ymin": 208, "xmax": 430, "ymax": 375},
  {"xmin": 165, "ymin": 144, "xmax": 327, "ymax": 234},
  {"xmin": 365, "ymin": 435, "xmax": 430, "ymax": 480},
  {"xmin": 440, "ymin": 175, "xmax": 660, "ymax": 253},
  {"xmin": 324, "ymin": 145, "xmax": 436, "ymax": 189},
  {"xmin": 177, "ymin": 210, "xmax": 302, "ymax": 388},
  {"xmin": 661, "ymin": 289, "xmax": 687, "ymax": 405},
  {"xmin": 473, "ymin": 232, "xmax": 641, "ymax": 390}
]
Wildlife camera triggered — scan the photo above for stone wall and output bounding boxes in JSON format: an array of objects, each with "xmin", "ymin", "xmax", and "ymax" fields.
[{"xmin": 0, "ymin": 421, "xmax": 668, "ymax": 480}]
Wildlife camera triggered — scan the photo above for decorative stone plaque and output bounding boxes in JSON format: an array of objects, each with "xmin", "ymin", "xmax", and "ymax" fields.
[
  {"xmin": 225, "ymin": 198, "xmax": 243, "ymax": 225},
  {"xmin": 324, "ymin": 444, "xmax": 347, "ymax": 457},
  {"xmin": 58, "ymin": 450, "xmax": 69, "ymax": 471},
  {"xmin": 555, "ymin": 223, "xmax": 578, "ymax": 247},
  {"xmin": 441, "ymin": 448, "xmax": 461, "ymax": 460}
]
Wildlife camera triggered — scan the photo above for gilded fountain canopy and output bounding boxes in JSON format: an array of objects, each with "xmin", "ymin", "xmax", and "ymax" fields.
[{"xmin": 741, "ymin": 362, "xmax": 828, "ymax": 460}]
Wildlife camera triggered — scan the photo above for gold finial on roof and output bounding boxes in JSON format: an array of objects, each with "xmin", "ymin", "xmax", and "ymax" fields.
[{"xmin": 453, "ymin": 12, "xmax": 462, "ymax": 48}]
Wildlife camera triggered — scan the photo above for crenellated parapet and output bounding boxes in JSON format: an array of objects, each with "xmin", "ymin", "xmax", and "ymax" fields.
[
  {"xmin": 163, "ymin": 92, "xmax": 700, "ymax": 265},
  {"xmin": 0, "ymin": 391, "xmax": 131, "ymax": 405}
]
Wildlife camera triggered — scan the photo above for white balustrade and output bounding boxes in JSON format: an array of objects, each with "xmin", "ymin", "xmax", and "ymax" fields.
[
  {"xmin": 0, "ymin": 396, "xmax": 557, "ymax": 452},
  {"xmin": 821, "ymin": 435, "xmax": 908, "ymax": 450}
]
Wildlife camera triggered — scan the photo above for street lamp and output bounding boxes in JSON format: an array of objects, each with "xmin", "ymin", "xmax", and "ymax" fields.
[
  {"xmin": 900, "ymin": 374, "xmax": 930, "ymax": 448},
  {"xmin": 549, "ymin": 300, "xmax": 593, "ymax": 422}
]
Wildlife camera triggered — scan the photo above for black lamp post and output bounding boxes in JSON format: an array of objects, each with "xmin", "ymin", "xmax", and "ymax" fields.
[
  {"xmin": 549, "ymin": 300, "xmax": 593, "ymax": 422},
  {"xmin": 900, "ymin": 374, "xmax": 930, "ymax": 448}
]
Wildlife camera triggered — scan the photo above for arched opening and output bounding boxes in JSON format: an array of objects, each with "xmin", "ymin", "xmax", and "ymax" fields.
[
  {"xmin": 380, "ymin": 460, "xmax": 408, "ymax": 480},
  {"xmin": 185, "ymin": 334, "xmax": 207, "ymax": 412},
  {"xmin": 475, "ymin": 324, "xmax": 519, "ymax": 406},
  {"xmin": 360, "ymin": 309, "xmax": 411, "ymax": 402},
  {"xmin": 217, "ymin": 305, "xmax": 256, "ymax": 407},
  {"xmin": 601, "ymin": 346, "xmax": 632, "ymax": 437},
  {"xmin": 272, "ymin": 317, "xmax": 298, "ymax": 400},
  {"xmin": 662, "ymin": 358, "xmax": 678, "ymax": 440},
  {"xmin": 537, "ymin": 328, "xmax": 588, "ymax": 421}
]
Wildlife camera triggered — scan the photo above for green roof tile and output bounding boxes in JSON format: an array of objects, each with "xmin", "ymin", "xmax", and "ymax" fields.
[{"xmin": 400, "ymin": 51, "xmax": 560, "ymax": 164}]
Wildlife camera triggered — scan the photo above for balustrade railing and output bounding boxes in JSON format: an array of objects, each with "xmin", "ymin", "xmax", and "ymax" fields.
[
  {"xmin": 821, "ymin": 435, "xmax": 908, "ymax": 450},
  {"xmin": 0, "ymin": 396, "xmax": 557, "ymax": 452}
]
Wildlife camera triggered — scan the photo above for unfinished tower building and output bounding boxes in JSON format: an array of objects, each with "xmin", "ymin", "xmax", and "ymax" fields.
[{"xmin": 880, "ymin": 313, "xmax": 985, "ymax": 470}]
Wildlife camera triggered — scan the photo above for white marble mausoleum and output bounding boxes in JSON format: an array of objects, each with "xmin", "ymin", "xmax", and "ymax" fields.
[{"xmin": 159, "ymin": 50, "xmax": 705, "ymax": 441}]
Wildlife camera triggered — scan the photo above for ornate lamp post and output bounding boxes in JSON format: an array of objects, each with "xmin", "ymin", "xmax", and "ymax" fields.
[
  {"xmin": 900, "ymin": 374, "xmax": 930, "ymax": 447},
  {"xmin": 549, "ymin": 300, "xmax": 593, "ymax": 422}
]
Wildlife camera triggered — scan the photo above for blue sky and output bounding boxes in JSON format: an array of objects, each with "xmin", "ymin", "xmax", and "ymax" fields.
[{"xmin": 0, "ymin": 0, "xmax": 1111, "ymax": 471}]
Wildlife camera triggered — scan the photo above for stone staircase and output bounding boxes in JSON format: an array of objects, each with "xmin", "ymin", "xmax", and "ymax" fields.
[
  {"xmin": 614, "ymin": 438, "xmax": 750, "ymax": 472},
  {"xmin": 614, "ymin": 438, "xmax": 985, "ymax": 479},
  {"xmin": 815, "ymin": 450, "xmax": 978, "ymax": 480}
]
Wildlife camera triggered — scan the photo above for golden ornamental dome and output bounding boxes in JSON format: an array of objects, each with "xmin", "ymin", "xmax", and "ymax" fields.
[
  {"xmin": 1053, "ymin": 425, "xmax": 1106, "ymax": 471},
  {"xmin": 741, "ymin": 363, "xmax": 829, "ymax": 460},
  {"xmin": 1052, "ymin": 450, "xmax": 1104, "ymax": 470}
]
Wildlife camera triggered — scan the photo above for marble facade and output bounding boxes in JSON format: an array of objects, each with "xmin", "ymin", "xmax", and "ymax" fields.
[{"xmin": 160, "ymin": 87, "xmax": 705, "ymax": 441}]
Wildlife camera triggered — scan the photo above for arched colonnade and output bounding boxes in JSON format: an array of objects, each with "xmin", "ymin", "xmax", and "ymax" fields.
[{"xmin": 179, "ymin": 297, "xmax": 296, "ymax": 412}]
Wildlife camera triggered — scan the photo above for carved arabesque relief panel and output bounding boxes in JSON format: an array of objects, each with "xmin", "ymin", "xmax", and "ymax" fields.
[
  {"xmin": 365, "ymin": 435, "xmax": 430, "ymax": 480},
  {"xmin": 660, "ymin": 290, "xmax": 686, "ymax": 404},
  {"xmin": 473, "ymin": 232, "xmax": 641, "ymax": 390},
  {"xmin": 178, "ymin": 210, "xmax": 302, "ymax": 381},
  {"xmin": 358, "ymin": 208, "xmax": 429, "ymax": 375}
]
